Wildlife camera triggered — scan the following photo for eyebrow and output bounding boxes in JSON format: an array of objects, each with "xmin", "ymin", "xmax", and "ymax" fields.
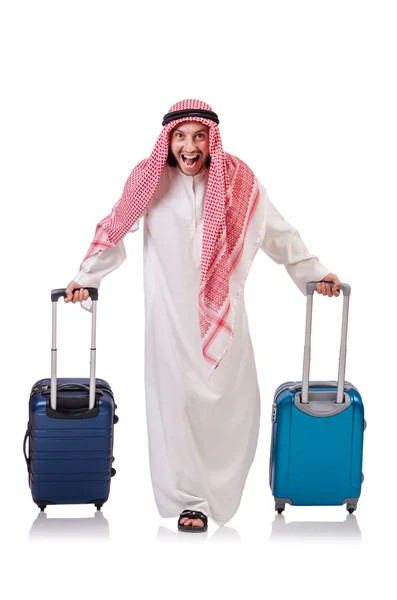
[{"xmin": 173, "ymin": 128, "xmax": 207, "ymax": 134}]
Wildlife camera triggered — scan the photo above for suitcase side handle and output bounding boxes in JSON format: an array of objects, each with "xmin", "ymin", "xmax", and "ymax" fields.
[
  {"xmin": 50, "ymin": 288, "xmax": 98, "ymax": 411},
  {"xmin": 302, "ymin": 281, "xmax": 351, "ymax": 405},
  {"xmin": 23, "ymin": 425, "xmax": 30, "ymax": 473}
]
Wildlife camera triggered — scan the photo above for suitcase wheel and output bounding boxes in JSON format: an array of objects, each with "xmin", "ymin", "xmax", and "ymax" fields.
[
  {"xmin": 275, "ymin": 502, "xmax": 285, "ymax": 514},
  {"xmin": 346, "ymin": 502, "xmax": 357, "ymax": 514}
]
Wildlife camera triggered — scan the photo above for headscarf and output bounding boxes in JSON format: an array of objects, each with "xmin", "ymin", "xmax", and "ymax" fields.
[{"xmin": 81, "ymin": 99, "xmax": 263, "ymax": 371}]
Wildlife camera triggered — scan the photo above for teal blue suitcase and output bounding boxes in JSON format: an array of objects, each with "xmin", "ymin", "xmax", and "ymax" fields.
[{"xmin": 269, "ymin": 283, "xmax": 366, "ymax": 514}]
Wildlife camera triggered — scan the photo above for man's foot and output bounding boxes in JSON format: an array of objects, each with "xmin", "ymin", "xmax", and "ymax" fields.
[
  {"xmin": 178, "ymin": 510, "xmax": 208, "ymax": 533},
  {"xmin": 179, "ymin": 516, "xmax": 205, "ymax": 528}
]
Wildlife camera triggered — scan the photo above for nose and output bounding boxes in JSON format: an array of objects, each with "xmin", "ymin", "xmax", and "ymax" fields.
[{"xmin": 185, "ymin": 136, "xmax": 196, "ymax": 153}]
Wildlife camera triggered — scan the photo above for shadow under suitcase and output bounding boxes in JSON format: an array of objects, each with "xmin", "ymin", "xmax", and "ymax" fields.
[
  {"xmin": 269, "ymin": 513, "xmax": 362, "ymax": 543},
  {"xmin": 28, "ymin": 510, "xmax": 110, "ymax": 542}
]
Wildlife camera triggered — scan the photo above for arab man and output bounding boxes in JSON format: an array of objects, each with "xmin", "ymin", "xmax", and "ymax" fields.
[{"xmin": 65, "ymin": 99, "xmax": 341, "ymax": 532}]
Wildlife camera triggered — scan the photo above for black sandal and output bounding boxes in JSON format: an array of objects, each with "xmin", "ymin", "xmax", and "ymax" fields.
[{"xmin": 178, "ymin": 510, "xmax": 208, "ymax": 533}]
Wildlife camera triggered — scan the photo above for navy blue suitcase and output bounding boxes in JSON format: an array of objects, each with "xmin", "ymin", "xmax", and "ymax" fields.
[{"xmin": 24, "ymin": 288, "xmax": 118, "ymax": 511}]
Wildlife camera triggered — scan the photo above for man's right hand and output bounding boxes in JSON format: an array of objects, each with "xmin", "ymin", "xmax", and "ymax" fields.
[{"xmin": 64, "ymin": 281, "xmax": 90, "ymax": 304}]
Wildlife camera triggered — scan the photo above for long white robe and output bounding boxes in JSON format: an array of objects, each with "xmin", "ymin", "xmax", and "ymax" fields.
[{"xmin": 73, "ymin": 165, "xmax": 329, "ymax": 525}]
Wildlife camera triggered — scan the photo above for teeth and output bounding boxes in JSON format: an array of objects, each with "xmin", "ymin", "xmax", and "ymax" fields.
[{"xmin": 182, "ymin": 154, "xmax": 199, "ymax": 166}]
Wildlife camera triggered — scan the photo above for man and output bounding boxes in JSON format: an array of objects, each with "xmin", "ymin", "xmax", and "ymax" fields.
[{"xmin": 65, "ymin": 99, "xmax": 341, "ymax": 533}]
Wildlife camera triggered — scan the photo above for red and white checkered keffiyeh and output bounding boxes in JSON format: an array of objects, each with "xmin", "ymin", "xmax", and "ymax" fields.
[{"xmin": 81, "ymin": 99, "xmax": 261, "ymax": 370}]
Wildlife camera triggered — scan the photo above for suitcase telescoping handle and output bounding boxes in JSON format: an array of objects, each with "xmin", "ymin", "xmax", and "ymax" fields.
[
  {"xmin": 302, "ymin": 282, "xmax": 351, "ymax": 405},
  {"xmin": 50, "ymin": 288, "xmax": 99, "ymax": 411}
]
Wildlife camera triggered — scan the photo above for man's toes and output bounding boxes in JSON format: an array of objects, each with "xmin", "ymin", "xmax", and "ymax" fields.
[
  {"xmin": 179, "ymin": 516, "xmax": 205, "ymax": 528},
  {"xmin": 192, "ymin": 519, "xmax": 204, "ymax": 528}
]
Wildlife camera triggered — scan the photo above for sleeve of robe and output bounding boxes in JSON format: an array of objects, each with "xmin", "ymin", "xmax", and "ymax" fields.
[
  {"xmin": 260, "ymin": 187, "xmax": 330, "ymax": 295},
  {"xmin": 71, "ymin": 216, "xmax": 143, "ymax": 310},
  {"xmin": 72, "ymin": 242, "xmax": 127, "ymax": 290}
]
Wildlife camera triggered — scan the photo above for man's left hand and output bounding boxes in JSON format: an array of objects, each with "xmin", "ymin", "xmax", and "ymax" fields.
[{"xmin": 316, "ymin": 273, "xmax": 342, "ymax": 297}]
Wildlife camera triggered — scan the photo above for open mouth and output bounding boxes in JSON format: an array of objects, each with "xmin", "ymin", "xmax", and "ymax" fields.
[{"xmin": 182, "ymin": 154, "xmax": 200, "ymax": 167}]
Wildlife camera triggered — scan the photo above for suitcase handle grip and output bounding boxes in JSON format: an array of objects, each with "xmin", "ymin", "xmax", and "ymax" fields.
[
  {"xmin": 306, "ymin": 282, "xmax": 350, "ymax": 296},
  {"xmin": 51, "ymin": 288, "xmax": 99, "ymax": 302}
]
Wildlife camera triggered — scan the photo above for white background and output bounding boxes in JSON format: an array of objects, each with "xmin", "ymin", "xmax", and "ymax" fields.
[{"xmin": 1, "ymin": 0, "xmax": 396, "ymax": 597}]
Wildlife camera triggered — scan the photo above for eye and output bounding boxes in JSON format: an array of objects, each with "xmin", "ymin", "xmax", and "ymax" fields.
[{"xmin": 196, "ymin": 134, "xmax": 204, "ymax": 139}]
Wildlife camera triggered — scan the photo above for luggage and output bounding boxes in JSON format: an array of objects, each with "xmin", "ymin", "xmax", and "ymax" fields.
[
  {"xmin": 24, "ymin": 288, "xmax": 118, "ymax": 511},
  {"xmin": 269, "ymin": 282, "xmax": 366, "ymax": 514}
]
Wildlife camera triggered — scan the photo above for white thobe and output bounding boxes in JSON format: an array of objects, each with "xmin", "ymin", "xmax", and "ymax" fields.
[{"xmin": 73, "ymin": 165, "xmax": 329, "ymax": 525}]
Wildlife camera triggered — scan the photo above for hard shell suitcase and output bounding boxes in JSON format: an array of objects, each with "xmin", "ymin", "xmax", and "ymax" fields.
[
  {"xmin": 24, "ymin": 288, "xmax": 118, "ymax": 511},
  {"xmin": 269, "ymin": 282, "xmax": 366, "ymax": 514}
]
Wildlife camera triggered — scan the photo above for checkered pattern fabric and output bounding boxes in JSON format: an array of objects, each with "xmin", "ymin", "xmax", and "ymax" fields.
[{"xmin": 81, "ymin": 100, "xmax": 259, "ymax": 369}]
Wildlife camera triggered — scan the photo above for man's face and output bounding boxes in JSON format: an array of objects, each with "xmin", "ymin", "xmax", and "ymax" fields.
[{"xmin": 169, "ymin": 121, "xmax": 210, "ymax": 176}]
